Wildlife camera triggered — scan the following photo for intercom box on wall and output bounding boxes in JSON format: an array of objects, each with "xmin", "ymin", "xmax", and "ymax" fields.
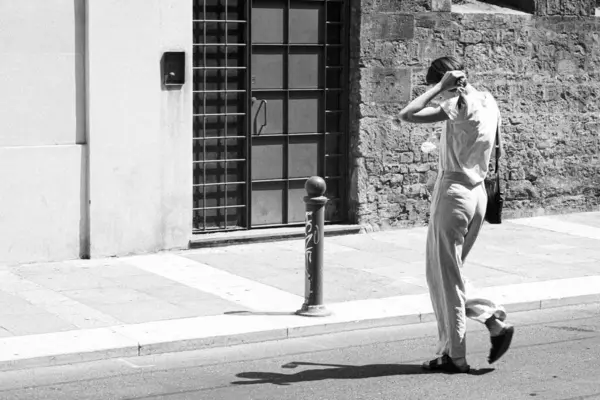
[{"xmin": 162, "ymin": 52, "xmax": 185, "ymax": 86}]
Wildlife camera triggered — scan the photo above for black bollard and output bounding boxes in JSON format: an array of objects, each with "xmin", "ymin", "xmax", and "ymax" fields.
[{"xmin": 296, "ymin": 176, "xmax": 332, "ymax": 317}]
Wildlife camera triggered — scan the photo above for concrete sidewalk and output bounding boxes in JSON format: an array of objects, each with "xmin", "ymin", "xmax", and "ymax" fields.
[{"xmin": 1, "ymin": 212, "xmax": 600, "ymax": 371}]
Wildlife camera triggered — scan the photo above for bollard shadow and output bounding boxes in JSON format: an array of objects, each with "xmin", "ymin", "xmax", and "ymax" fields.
[
  {"xmin": 224, "ymin": 311, "xmax": 298, "ymax": 316},
  {"xmin": 231, "ymin": 361, "xmax": 495, "ymax": 385}
]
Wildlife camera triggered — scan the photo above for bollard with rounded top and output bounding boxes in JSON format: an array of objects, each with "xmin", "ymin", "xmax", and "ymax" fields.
[{"xmin": 296, "ymin": 176, "xmax": 332, "ymax": 317}]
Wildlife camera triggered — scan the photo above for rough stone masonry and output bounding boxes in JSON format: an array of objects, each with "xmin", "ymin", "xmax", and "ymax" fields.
[{"xmin": 348, "ymin": 0, "xmax": 600, "ymax": 232}]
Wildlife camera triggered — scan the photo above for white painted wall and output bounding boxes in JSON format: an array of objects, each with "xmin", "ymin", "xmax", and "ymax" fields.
[
  {"xmin": 0, "ymin": 146, "xmax": 84, "ymax": 264},
  {"xmin": 0, "ymin": 0, "xmax": 192, "ymax": 263},
  {"xmin": 87, "ymin": 0, "xmax": 192, "ymax": 257},
  {"xmin": 0, "ymin": 0, "xmax": 85, "ymax": 146},
  {"xmin": 0, "ymin": 0, "xmax": 85, "ymax": 264}
]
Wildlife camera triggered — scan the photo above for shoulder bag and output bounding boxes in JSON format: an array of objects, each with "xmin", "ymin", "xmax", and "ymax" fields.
[{"xmin": 484, "ymin": 124, "xmax": 504, "ymax": 224}]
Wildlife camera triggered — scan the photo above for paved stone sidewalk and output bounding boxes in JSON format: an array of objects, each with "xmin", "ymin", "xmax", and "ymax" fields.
[
  {"xmin": 0, "ymin": 211, "xmax": 599, "ymax": 370},
  {"xmin": 184, "ymin": 217, "xmax": 600, "ymax": 303}
]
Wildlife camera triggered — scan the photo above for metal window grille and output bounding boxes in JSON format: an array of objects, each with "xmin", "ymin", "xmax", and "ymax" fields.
[{"xmin": 193, "ymin": 0, "xmax": 349, "ymax": 233}]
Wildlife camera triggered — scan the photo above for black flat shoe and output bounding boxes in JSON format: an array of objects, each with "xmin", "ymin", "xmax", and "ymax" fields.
[
  {"xmin": 488, "ymin": 325, "xmax": 514, "ymax": 364},
  {"xmin": 422, "ymin": 354, "xmax": 470, "ymax": 374}
]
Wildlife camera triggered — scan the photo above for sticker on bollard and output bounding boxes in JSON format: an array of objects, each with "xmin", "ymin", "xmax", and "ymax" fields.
[{"xmin": 296, "ymin": 176, "xmax": 332, "ymax": 317}]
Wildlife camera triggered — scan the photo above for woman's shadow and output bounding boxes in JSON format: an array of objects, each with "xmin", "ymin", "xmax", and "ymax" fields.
[{"xmin": 231, "ymin": 361, "xmax": 494, "ymax": 386}]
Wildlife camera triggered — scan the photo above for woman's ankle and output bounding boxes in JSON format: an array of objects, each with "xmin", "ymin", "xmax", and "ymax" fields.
[{"xmin": 451, "ymin": 356, "xmax": 469, "ymax": 368}]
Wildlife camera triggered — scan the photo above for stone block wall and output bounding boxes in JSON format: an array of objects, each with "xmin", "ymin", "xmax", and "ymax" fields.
[
  {"xmin": 348, "ymin": 0, "xmax": 600, "ymax": 231},
  {"xmin": 536, "ymin": 0, "xmax": 596, "ymax": 16}
]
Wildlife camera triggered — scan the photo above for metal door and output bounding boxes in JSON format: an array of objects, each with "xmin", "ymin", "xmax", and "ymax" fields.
[{"xmin": 193, "ymin": 0, "xmax": 347, "ymax": 232}]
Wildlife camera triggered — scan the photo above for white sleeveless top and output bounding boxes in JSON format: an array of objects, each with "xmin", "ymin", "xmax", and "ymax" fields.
[{"xmin": 439, "ymin": 91, "xmax": 501, "ymax": 185}]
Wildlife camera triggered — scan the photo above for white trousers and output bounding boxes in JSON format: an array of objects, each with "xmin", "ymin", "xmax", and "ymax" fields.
[{"xmin": 426, "ymin": 171, "xmax": 506, "ymax": 359}]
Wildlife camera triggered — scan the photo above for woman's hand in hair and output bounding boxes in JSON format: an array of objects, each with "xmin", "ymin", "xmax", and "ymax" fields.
[{"xmin": 438, "ymin": 71, "xmax": 466, "ymax": 93}]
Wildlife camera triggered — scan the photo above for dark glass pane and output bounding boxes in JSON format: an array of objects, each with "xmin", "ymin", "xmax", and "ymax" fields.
[
  {"xmin": 195, "ymin": 184, "xmax": 245, "ymax": 209},
  {"xmin": 193, "ymin": 22, "xmax": 245, "ymax": 44},
  {"xmin": 251, "ymin": 182, "xmax": 284, "ymax": 225},
  {"xmin": 289, "ymin": 93, "xmax": 323, "ymax": 133},
  {"xmin": 193, "ymin": 139, "xmax": 203, "ymax": 163},
  {"xmin": 326, "ymin": 155, "xmax": 341, "ymax": 177},
  {"xmin": 251, "ymin": 93, "xmax": 285, "ymax": 135},
  {"xmin": 325, "ymin": 178, "xmax": 340, "ymax": 198},
  {"xmin": 194, "ymin": 46, "xmax": 244, "ymax": 68},
  {"xmin": 290, "ymin": 2, "xmax": 323, "ymax": 44},
  {"xmin": 289, "ymin": 137, "xmax": 321, "ymax": 178},
  {"xmin": 196, "ymin": 138, "xmax": 246, "ymax": 161},
  {"xmin": 194, "ymin": 68, "xmax": 246, "ymax": 92},
  {"xmin": 326, "ymin": 2, "xmax": 342, "ymax": 22},
  {"xmin": 288, "ymin": 180, "xmax": 307, "ymax": 223},
  {"xmin": 194, "ymin": 92, "xmax": 245, "ymax": 115},
  {"xmin": 198, "ymin": 161, "xmax": 245, "ymax": 185},
  {"xmin": 200, "ymin": 22, "xmax": 225, "ymax": 44},
  {"xmin": 252, "ymin": 0, "xmax": 285, "ymax": 44},
  {"xmin": 251, "ymin": 137, "xmax": 285, "ymax": 180},
  {"xmin": 326, "ymin": 133, "xmax": 342, "ymax": 153},
  {"xmin": 326, "ymin": 91, "xmax": 340, "ymax": 110},
  {"xmin": 226, "ymin": 22, "xmax": 245, "ymax": 43},
  {"xmin": 289, "ymin": 48, "xmax": 323, "ymax": 89},
  {"xmin": 193, "ymin": 2, "xmax": 202, "ymax": 20},
  {"xmin": 193, "ymin": 209, "xmax": 205, "ymax": 229},
  {"xmin": 251, "ymin": 48, "xmax": 285, "ymax": 89},
  {"xmin": 193, "ymin": 186, "xmax": 205, "ymax": 210},
  {"xmin": 194, "ymin": 207, "xmax": 246, "ymax": 230},
  {"xmin": 325, "ymin": 198, "xmax": 342, "ymax": 222},
  {"xmin": 193, "ymin": 163, "xmax": 204, "ymax": 186},
  {"xmin": 326, "ymin": 48, "xmax": 341, "ymax": 66},
  {"xmin": 194, "ymin": 115, "xmax": 245, "ymax": 138},
  {"xmin": 326, "ymin": 24, "xmax": 341, "ymax": 45},
  {"xmin": 326, "ymin": 68, "xmax": 342, "ymax": 88},
  {"xmin": 326, "ymin": 112, "xmax": 341, "ymax": 132},
  {"xmin": 204, "ymin": 209, "xmax": 226, "ymax": 229},
  {"xmin": 195, "ymin": 0, "xmax": 245, "ymax": 21},
  {"xmin": 325, "ymin": 178, "xmax": 343, "ymax": 221}
]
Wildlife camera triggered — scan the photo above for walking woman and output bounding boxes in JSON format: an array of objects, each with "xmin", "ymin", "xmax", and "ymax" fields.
[{"xmin": 399, "ymin": 56, "xmax": 514, "ymax": 373}]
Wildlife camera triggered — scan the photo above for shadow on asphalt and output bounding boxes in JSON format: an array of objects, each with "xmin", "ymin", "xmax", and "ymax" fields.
[{"xmin": 231, "ymin": 361, "xmax": 494, "ymax": 385}]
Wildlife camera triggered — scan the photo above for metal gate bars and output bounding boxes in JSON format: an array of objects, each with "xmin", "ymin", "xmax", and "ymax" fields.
[{"xmin": 193, "ymin": 0, "xmax": 249, "ymax": 232}]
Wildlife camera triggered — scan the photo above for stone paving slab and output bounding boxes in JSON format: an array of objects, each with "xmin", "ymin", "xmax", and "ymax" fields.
[
  {"xmin": 550, "ymin": 212, "xmax": 600, "ymax": 228},
  {"xmin": 0, "ymin": 262, "xmax": 248, "ymax": 337}
]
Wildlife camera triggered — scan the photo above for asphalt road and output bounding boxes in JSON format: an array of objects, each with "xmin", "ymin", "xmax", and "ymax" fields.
[{"xmin": 1, "ymin": 303, "xmax": 599, "ymax": 400}]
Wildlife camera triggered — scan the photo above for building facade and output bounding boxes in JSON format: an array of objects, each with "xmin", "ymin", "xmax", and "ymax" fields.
[{"xmin": 0, "ymin": 0, "xmax": 598, "ymax": 264}]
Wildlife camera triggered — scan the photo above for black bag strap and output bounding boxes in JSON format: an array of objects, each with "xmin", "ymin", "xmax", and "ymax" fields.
[{"xmin": 494, "ymin": 120, "xmax": 501, "ymax": 185}]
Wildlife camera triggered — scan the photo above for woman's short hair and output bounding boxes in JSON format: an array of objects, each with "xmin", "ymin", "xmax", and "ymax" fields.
[{"xmin": 426, "ymin": 56, "xmax": 465, "ymax": 85}]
